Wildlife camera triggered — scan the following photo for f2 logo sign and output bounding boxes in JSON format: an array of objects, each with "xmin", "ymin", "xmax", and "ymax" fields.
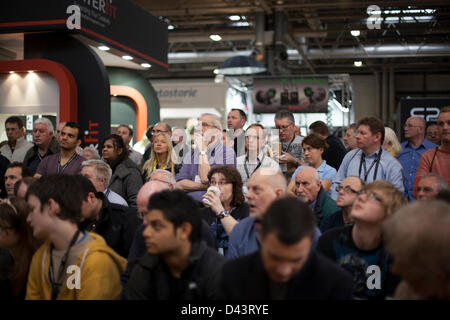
[
  {"xmin": 66, "ymin": 5, "xmax": 81, "ymax": 30},
  {"xmin": 367, "ymin": 5, "xmax": 382, "ymax": 30},
  {"xmin": 66, "ymin": 265, "xmax": 81, "ymax": 290},
  {"xmin": 366, "ymin": 265, "xmax": 381, "ymax": 290}
]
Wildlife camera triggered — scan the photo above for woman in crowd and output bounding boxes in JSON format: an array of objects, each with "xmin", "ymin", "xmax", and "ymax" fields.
[
  {"xmin": 102, "ymin": 134, "xmax": 143, "ymax": 208},
  {"xmin": 201, "ymin": 165, "xmax": 249, "ymax": 256},
  {"xmin": 0, "ymin": 198, "xmax": 38, "ymax": 299},
  {"xmin": 288, "ymin": 134, "xmax": 336, "ymax": 195},
  {"xmin": 141, "ymin": 132, "xmax": 180, "ymax": 181},
  {"xmin": 317, "ymin": 180, "xmax": 407, "ymax": 300},
  {"xmin": 383, "ymin": 127, "xmax": 402, "ymax": 158}
]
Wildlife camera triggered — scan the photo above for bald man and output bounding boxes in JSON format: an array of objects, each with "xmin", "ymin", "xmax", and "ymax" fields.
[
  {"xmin": 398, "ymin": 116, "xmax": 437, "ymax": 200},
  {"xmin": 227, "ymin": 168, "xmax": 321, "ymax": 259}
]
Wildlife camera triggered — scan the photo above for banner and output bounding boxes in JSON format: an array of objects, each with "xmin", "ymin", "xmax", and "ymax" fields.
[{"xmin": 252, "ymin": 77, "xmax": 328, "ymax": 113}]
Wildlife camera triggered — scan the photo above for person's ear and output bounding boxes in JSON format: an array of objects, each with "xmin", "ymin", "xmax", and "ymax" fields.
[
  {"xmin": 47, "ymin": 198, "xmax": 61, "ymax": 218},
  {"xmin": 275, "ymin": 188, "xmax": 284, "ymax": 199},
  {"xmin": 176, "ymin": 222, "xmax": 192, "ymax": 241}
]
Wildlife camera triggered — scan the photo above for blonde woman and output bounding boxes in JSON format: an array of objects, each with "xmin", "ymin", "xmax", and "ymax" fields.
[
  {"xmin": 383, "ymin": 127, "xmax": 402, "ymax": 158},
  {"xmin": 142, "ymin": 132, "xmax": 179, "ymax": 181}
]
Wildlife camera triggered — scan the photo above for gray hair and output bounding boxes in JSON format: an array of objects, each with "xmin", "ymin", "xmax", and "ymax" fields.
[
  {"xmin": 34, "ymin": 117, "xmax": 54, "ymax": 133},
  {"xmin": 274, "ymin": 110, "xmax": 295, "ymax": 124},
  {"xmin": 149, "ymin": 169, "xmax": 177, "ymax": 189},
  {"xmin": 81, "ymin": 159, "xmax": 112, "ymax": 186},
  {"xmin": 421, "ymin": 173, "xmax": 449, "ymax": 192},
  {"xmin": 200, "ymin": 113, "xmax": 222, "ymax": 130},
  {"xmin": 81, "ymin": 146, "xmax": 100, "ymax": 160},
  {"xmin": 297, "ymin": 166, "xmax": 321, "ymax": 183}
]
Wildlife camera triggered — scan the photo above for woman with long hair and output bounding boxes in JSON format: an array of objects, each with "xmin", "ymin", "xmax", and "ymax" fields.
[
  {"xmin": 0, "ymin": 198, "xmax": 38, "ymax": 299},
  {"xmin": 317, "ymin": 180, "xmax": 407, "ymax": 300},
  {"xmin": 101, "ymin": 134, "xmax": 143, "ymax": 208},
  {"xmin": 383, "ymin": 127, "xmax": 402, "ymax": 158},
  {"xmin": 141, "ymin": 132, "xmax": 179, "ymax": 181},
  {"xmin": 201, "ymin": 165, "xmax": 249, "ymax": 256},
  {"xmin": 288, "ymin": 134, "xmax": 337, "ymax": 195}
]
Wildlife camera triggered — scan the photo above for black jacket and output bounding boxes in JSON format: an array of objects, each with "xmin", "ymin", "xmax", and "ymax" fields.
[
  {"xmin": 323, "ymin": 135, "xmax": 347, "ymax": 170},
  {"xmin": 23, "ymin": 136, "xmax": 60, "ymax": 175},
  {"xmin": 80, "ymin": 193, "xmax": 141, "ymax": 258},
  {"xmin": 220, "ymin": 249, "xmax": 354, "ymax": 300},
  {"xmin": 123, "ymin": 241, "xmax": 226, "ymax": 300}
]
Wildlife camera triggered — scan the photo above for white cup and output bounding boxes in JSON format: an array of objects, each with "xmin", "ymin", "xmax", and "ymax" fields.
[{"xmin": 202, "ymin": 186, "xmax": 221, "ymax": 205}]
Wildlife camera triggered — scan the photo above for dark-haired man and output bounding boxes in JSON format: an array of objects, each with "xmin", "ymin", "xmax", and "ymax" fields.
[
  {"xmin": 35, "ymin": 122, "xmax": 85, "ymax": 178},
  {"xmin": 0, "ymin": 116, "xmax": 33, "ymax": 162},
  {"xmin": 123, "ymin": 190, "xmax": 226, "ymax": 299},
  {"xmin": 4, "ymin": 162, "xmax": 32, "ymax": 199},
  {"xmin": 227, "ymin": 109, "xmax": 247, "ymax": 157},
  {"xmin": 25, "ymin": 174, "xmax": 126, "ymax": 300},
  {"xmin": 116, "ymin": 124, "xmax": 142, "ymax": 166},
  {"xmin": 220, "ymin": 198, "xmax": 353, "ymax": 299},
  {"xmin": 330, "ymin": 117, "xmax": 404, "ymax": 200}
]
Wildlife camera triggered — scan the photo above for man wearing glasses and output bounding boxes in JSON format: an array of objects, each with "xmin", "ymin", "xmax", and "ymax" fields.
[
  {"xmin": 397, "ymin": 116, "xmax": 437, "ymax": 200},
  {"xmin": 321, "ymin": 176, "xmax": 364, "ymax": 233},
  {"xmin": 274, "ymin": 110, "xmax": 305, "ymax": 180}
]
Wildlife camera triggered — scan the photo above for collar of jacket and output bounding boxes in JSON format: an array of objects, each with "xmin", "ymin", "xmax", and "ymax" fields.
[
  {"xmin": 113, "ymin": 158, "xmax": 139, "ymax": 179},
  {"xmin": 139, "ymin": 241, "xmax": 207, "ymax": 270}
]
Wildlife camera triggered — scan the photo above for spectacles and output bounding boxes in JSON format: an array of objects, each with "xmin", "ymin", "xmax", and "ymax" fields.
[
  {"xmin": 359, "ymin": 189, "xmax": 384, "ymax": 205},
  {"xmin": 152, "ymin": 130, "xmax": 167, "ymax": 134},
  {"xmin": 210, "ymin": 180, "xmax": 230, "ymax": 186},
  {"xmin": 335, "ymin": 185, "xmax": 361, "ymax": 195},
  {"xmin": 417, "ymin": 186, "xmax": 434, "ymax": 192},
  {"xmin": 403, "ymin": 124, "xmax": 420, "ymax": 129},
  {"xmin": 276, "ymin": 123, "xmax": 293, "ymax": 131}
]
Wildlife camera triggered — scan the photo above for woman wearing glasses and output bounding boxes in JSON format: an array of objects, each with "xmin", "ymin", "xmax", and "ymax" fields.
[
  {"xmin": 288, "ymin": 134, "xmax": 337, "ymax": 196},
  {"xmin": 141, "ymin": 132, "xmax": 180, "ymax": 181},
  {"xmin": 201, "ymin": 165, "xmax": 249, "ymax": 256},
  {"xmin": 317, "ymin": 180, "xmax": 407, "ymax": 300},
  {"xmin": 0, "ymin": 198, "xmax": 38, "ymax": 299}
]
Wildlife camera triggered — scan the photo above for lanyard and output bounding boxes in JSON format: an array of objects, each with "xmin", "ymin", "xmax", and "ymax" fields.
[
  {"xmin": 244, "ymin": 155, "xmax": 265, "ymax": 179},
  {"xmin": 57, "ymin": 153, "xmax": 78, "ymax": 174},
  {"xmin": 48, "ymin": 229, "xmax": 81, "ymax": 300},
  {"xmin": 429, "ymin": 147, "xmax": 439, "ymax": 173},
  {"xmin": 358, "ymin": 148, "xmax": 383, "ymax": 182},
  {"xmin": 152, "ymin": 159, "xmax": 167, "ymax": 171},
  {"xmin": 282, "ymin": 136, "xmax": 295, "ymax": 153}
]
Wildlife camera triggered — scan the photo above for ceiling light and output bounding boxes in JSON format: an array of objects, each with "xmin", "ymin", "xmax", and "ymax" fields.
[
  {"xmin": 228, "ymin": 15, "xmax": 240, "ymax": 21},
  {"xmin": 28, "ymin": 70, "xmax": 34, "ymax": 73},
  {"xmin": 9, "ymin": 71, "xmax": 14, "ymax": 74},
  {"xmin": 168, "ymin": 25, "xmax": 174, "ymax": 30},
  {"xmin": 350, "ymin": 30, "xmax": 360, "ymax": 37},
  {"xmin": 141, "ymin": 63, "xmax": 151, "ymax": 68},
  {"xmin": 98, "ymin": 45, "xmax": 110, "ymax": 51},
  {"xmin": 354, "ymin": 61, "xmax": 363, "ymax": 67},
  {"xmin": 113, "ymin": 94, "xmax": 117, "ymax": 97},
  {"xmin": 122, "ymin": 55, "xmax": 133, "ymax": 60},
  {"xmin": 209, "ymin": 34, "xmax": 222, "ymax": 41}
]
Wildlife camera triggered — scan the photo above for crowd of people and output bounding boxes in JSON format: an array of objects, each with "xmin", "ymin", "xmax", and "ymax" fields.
[{"xmin": 0, "ymin": 107, "xmax": 449, "ymax": 300}]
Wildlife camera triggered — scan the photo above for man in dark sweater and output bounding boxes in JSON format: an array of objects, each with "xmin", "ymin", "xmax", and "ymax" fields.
[
  {"xmin": 220, "ymin": 198, "xmax": 353, "ymax": 300},
  {"xmin": 309, "ymin": 121, "xmax": 347, "ymax": 170}
]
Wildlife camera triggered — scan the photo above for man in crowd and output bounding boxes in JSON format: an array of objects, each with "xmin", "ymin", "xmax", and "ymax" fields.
[
  {"xmin": 176, "ymin": 113, "xmax": 235, "ymax": 202},
  {"xmin": 274, "ymin": 110, "xmax": 304, "ymax": 180},
  {"xmin": 0, "ymin": 154, "xmax": 10, "ymax": 198},
  {"xmin": 236, "ymin": 124, "xmax": 280, "ymax": 190},
  {"xmin": 74, "ymin": 175, "xmax": 140, "ymax": 258},
  {"xmin": 25, "ymin": 174, "xmax": 126, "ymax": 299},
  {"xmin": 123, "ymin": 190, "xmax": 226, "ymax": 299},
  {"xmin": 309, "ymin": 121, "xmax": 347, "ymax": 170},
  {"xmin": 415, "ymin": 106, "xmax": 450, "ymax": 193},
  {"xmin": 227, "ymin": 168, "xmax": 321, "ymax": 259},
  {"xmin": 398, "ymin": 116, "xmax": 437, "ymax": 200},
  {"xmin": 4, "ymin": 162, "xmax": 32, "ymax": 199},
  {"xmin": 426, "ymin": 123, "xmax": 440, "ymax": 145},
  {"xmin": 343, "ymin": 123, "xmax": 358, "ymax": 152},
  {"xmin": 294, "ymin": 166, "xmax": 340, "ymax": 229},
  {"xmin": 0, "ymin": 116, "xmax": 33, "ymax": 162},
  {"xmin": 23, "ymin": 117, "xmax": 60, "ymax": 175},
  {"xmin": 227, "ymin": 109, "xmax": 247, "ymax": 157},
  {"xmin": 116, "ymin": 124, "xmax": 142, "ymax": 166},
  {"xmin": 320, "ymin": 176, "xmax": 364, "ymax": 232},
  {"xmin": 415, "ymin": 173, "xmax": 449, "ymax": 201},
  {"xmin": 220, "ymin": 198, "xmax": 354, "ymax": 299},
  {"xmin": 330, "ymin": 117, "xmax": 405, "ymax": 200},
  {"xmin": 35, "ymin": 122, "xmax": 85, "ymax": 177}
]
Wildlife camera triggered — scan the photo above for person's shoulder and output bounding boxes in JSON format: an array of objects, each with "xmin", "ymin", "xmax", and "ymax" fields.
[
  {"xmin": 223, "ymin": 251, "xmax": 259, "ymax": 274},
  {"xmin": 423, "ymin": 138, "xmax": 438, "ymax": 149},
  {"xmin": 314, "ymin": 250, "xmax": 353, "ymax": 281},
  {"xmin": 320, "ymin": 225, "xmax": 350, "ymax": 242},
  {"xmin": 293, "ymin": 135, "xmax": 304, "ymax": 143}
]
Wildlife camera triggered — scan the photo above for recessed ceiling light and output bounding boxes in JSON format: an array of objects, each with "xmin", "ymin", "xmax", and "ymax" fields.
[
  {"xmin": 354, "ymin": 61, "xmax": 363, "ymax": 67},
  {"xmin": 141, "ymin": 63, "xmax": 151, "ymax": 68},
  {"xmin": 228, "ymin": 15, "xmax": 240, "ymax": 21},
  {"xmin": 209, "ymin": 34, "xmax": 222, "ymax": 41},
  {"xmin": 350, "ymin": 30, "xmax": 361, "ymax": 37},
  {"xmin": 122, "ymin": 55, "xmax": 133, "ymax": 60},
  {"xmin": 98, "ymin": 45, "xmax": 110, "ymax": 51}
]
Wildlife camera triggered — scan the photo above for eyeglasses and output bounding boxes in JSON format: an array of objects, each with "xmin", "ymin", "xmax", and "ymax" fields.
[
  {"xmin": 210, "ymin": 180, "xmax": 230, "ymax": 186},
  {"xmin": 359, "ymin": 189, "xmax": 384, "ymax": 205},
  {"xmin": 152, "ymin": 130, "xmax": 167, "ymax": 134},
  {"xmin": 335, "ymin": 185, "xmax": 361, "ymax": 195},
  {"xmin": 417, "ymin": 186, "xmax": 434, "ymax": 193},
  {"xmin": 403, "ymin": 124, "xmax": 420, "ymax": 129},
  {"xmin": 275, "ymin": 123, "xmax": 293, "ymax": 131}
]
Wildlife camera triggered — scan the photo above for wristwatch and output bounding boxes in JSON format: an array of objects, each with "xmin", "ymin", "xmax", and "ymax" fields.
[{"xmin": 217, "ymin": 210, "xmax": 229, "ymax": 219}]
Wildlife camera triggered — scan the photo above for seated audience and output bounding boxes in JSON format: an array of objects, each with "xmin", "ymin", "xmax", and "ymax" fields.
[
  {"xmin": 220, "ymin": 198, "xmax": 353, "ymax": 300},
  {"xmin": 317, "ymin": 180, "xmax": 407, "ymax": 300}
]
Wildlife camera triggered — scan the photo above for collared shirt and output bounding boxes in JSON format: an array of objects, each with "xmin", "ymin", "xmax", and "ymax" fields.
[
  {"xmin": 291, "ymin": 160, "xmax": 337, "ymax": 182},
  {"xmin": 36, "ymin": 153, "xmax": 86, "ymax": 176},
  {"xmin": 398, "ymin": 138, "xmax": 437, "ymax": 200},
  {"xmin": 104, "ymin": 188, "xmax": 128, "ymax": 207},
  {"xmin": 330, "ymin": 147, "xmax": 405, "ymax": 200},
  {"xmin": 176, "ymin": 140, "xmax": 236, "ymax": 202},
  {"xmin": 236, "ymin": 151, "xmax": 280, "ymax": 187}
]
